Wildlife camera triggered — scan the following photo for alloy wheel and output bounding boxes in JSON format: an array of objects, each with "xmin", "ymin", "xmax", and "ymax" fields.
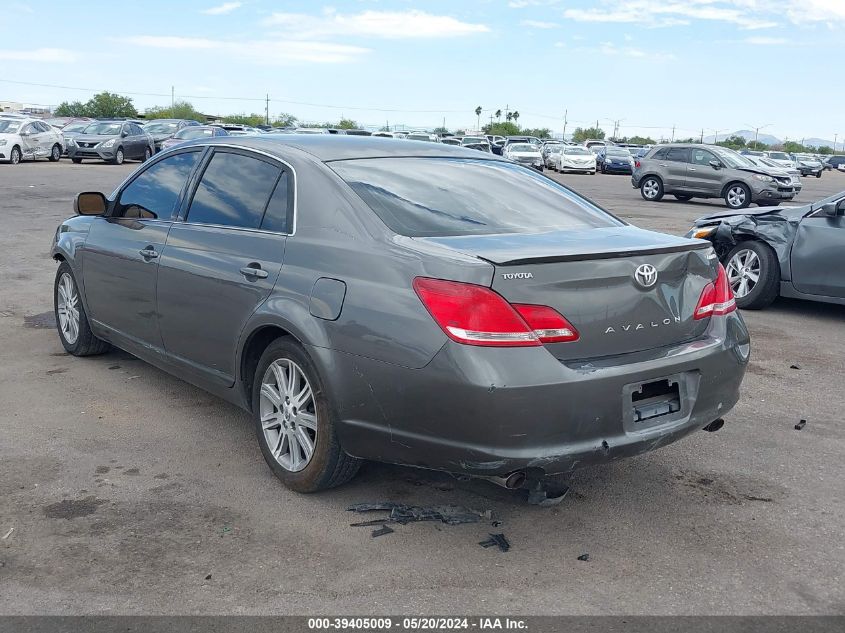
[
  {"xmin": 642, "ymin": 179, "xmax": 659, "ymax": 199},
  {"xmin": 726, "ymin": 249, "xmax": 760, "ymax": 298},
  {"xmin": 56, "ymin": 272, "xmax": 80, "ymax": 344},
  {"xmin": 727, "ymin": 186, "xmax": 747, "ymax": 208},
  {"xmin": 10, "ymin": 147, "xmax": 21, "ymax": 164},
  {"xmin": 259, "ymin": 359, "xmax": 318, "ymax": 473}
]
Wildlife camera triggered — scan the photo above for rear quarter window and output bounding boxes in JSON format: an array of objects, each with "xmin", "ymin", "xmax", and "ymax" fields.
[{"xmin": 330, "ymin": 157, "xmax": 622, "ymax": 238}]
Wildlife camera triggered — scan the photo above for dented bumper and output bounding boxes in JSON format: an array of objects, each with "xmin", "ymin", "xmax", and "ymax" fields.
[{"xmin": 315, "ymin": 311, "xmax": 749, "ymax": 477}]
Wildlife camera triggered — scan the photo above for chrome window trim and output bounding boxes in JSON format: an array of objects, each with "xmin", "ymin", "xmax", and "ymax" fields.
[{"xmin": 108, "ymin": 142, "xmax": 298, "ymax": 236}]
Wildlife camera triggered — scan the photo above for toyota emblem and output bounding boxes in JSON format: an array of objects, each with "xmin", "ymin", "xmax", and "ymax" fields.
[{"xmin": 634, "ymin": 264, "xmax": 658, "ymax": 289}]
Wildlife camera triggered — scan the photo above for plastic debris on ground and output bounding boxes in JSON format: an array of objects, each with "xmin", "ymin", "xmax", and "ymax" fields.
[
  {"xmin": 347, "ymin": 502, "xmax": 492, "ymax": 526},
  {"xmin": 371, "ymin": 525, "xmax": 394, "ymax": 538},
  {"xmin": 577, "ymin": 553, "xmax": 590, "ymax": 561},
  {"xmin": 478, "ymin": 533, "xmax": 510, "ymax": 552},
  {"xmin": 794, "ymin": 419, "xmax": 807, "ymax": 430}
]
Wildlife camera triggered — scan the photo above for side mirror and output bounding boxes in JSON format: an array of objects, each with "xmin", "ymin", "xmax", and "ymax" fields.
[
  {"xmin": 75, "ymin": 192, "xmax": 107, "ymax": 216},
  {"xmin": 709, "ymin": 160, "xmax": 721, "ymax": 170},
  {"xmin": 821, "ymin": 201, "xmax": 845, "ymax": 217},
  {"xmin": 121, "ymin": 130, "xmax": 129, "ymax": 137}
]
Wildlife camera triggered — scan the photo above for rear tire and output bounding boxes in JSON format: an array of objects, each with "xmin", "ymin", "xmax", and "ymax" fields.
[
  {"xmin": 252, "ymin": 338, "xmax": 360, "ymax": 492},
  {"xmin": 71, "ymin": 157, "xmax": 82, "ymax": 164},
  {"xmin": 143, "ymin": 147, "xmax": 152, "ymax": 162},
  {"xmin": 54, "ymin": 263, "xmax": 111, "ymax": 356},
  {"xmin": 816, "ymin": 172, "xmax": 822, "ymax": 178},
  {"xmin": 49, "ymin": 144, "xmax": 61, "ymax": 162},
  {"xmin": 724, "ymin": 241, "xmax": 779, "ymax": 310},
  {"xmin": 640, "ymin": 176, "xmax": 664, "ymax": 201},
  {"xmin": 674, "ymin": 194, "xmax": 692, "ymax": 201}
]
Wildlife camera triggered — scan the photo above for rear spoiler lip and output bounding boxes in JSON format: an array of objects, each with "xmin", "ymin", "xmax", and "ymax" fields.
[{"xmin": 479, "ymin": 242, "xmax": 711, "ymax": 266}]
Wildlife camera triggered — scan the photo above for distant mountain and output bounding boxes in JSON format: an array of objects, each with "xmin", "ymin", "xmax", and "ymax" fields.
[{"xmin": 702, "ymin": 130, "xmax": 836, "ymax": 149}]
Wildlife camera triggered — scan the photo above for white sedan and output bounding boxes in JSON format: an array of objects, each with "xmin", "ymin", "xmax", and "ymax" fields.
[
  {"xmin": 0, "ymin": 118, "xmax": 64, "ymax": 164},
  {"xmin": 503, "ymin": 142, "xmax": 544, "ymax": 171},
  {"xmin": 549, "ymin": 145, "xmax": 597, "ymax": 174}
]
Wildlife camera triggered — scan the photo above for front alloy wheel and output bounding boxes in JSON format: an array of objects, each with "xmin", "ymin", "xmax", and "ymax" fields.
[
  {"xmin": 10, "ymin": 146, "xmax": 21, "ymax": 164},
  {"xmin": 56, "ymin": 272, "xmax": 80, "ymax": 345},
  {"xmin": 725, "ymin": 184, "xmax": 750, "ymax": 209},
  {"xmin": 640, "ymin": 177, "xmax": 663, "ymax": 201},
  {"xmin": 725, "ymin": 248, "xmax": 760, "ymax": 299}
]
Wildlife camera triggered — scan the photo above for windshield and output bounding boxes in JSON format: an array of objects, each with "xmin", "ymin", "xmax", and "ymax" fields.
[
  {"xmin": 565, "ymin": 147, "xmax": 591, "ymax": 155},
  {"xmin": 461, "ymin": 137, "xmax": 486, "ymax": 144},
  {"xmin": 407, "ymin": 134, "xmax": 431, "ymax": 141},
  {"xmin": 768, "ymin": 152, "xmax": 789, "ymax": 160},
  {"xmin": 175, "ymin": 128, "xmax": 214, "ymax": 140},
  {"xmin": 509, "ymin": 144, "xmax": 536, "ymax": 152},
  {"xmin": 332, "ymin": 157, "xmax": 621, "ymax": 237},
  {"xmin": 83, "ymin": 122, "xmax": 122, "ymax": 135},
  {"xmin": 144, "ymin": 121, "xmax": 179, "ymax": 134},
  {"xmin": 712, "ymin": 147, "xmax": 756, "ymax": 168},
  {"xmin": 606, "ymin": 149, "xmax": 630, "ymax": 157},
  {"xmin": 63, "ymin": 123, "xmax": 88, "ymax": 133},
  {"xmin": 0, "ymin": 121, "xmax": 22, "ymax": 133}
]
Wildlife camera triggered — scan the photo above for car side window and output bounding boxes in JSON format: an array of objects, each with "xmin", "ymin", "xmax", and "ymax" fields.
[
  {"xmin": 186, "ymin": 151, "xmax": 281, "ymax": 229},
  {"xmin": 260, "ymin": 172, "xmax": 292, "ymax": 233},
  {"xmin": 21, "ymin": 123, "xmax": 36, "ymax": 135},
  {"xmin": 666, "ymin": 148, "xmax": 689, "ymax": 163},
  {"xmin": 651, "ymin": 148, "xmax": 668, "ymax": 160},
  {"xmin": 34, "ymin": 121, "xmax": 49, "ymax": 132},
  {"xmin": 691, "ymin": 149, "xmax": 716, "ymax": 166},
  {"xmin": 115, "ymin": 151, "xmax": 200, "ymax": 220}
]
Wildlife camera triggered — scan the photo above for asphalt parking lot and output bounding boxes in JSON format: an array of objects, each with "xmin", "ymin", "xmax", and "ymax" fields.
[{"xmin": 1, "ymin": 160, "xmax": 843, "ymax": 615}]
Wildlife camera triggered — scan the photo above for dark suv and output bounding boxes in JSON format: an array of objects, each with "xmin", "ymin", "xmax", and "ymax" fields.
[{"xmin": 632, "ymin": 144, "xmax": 798, "ymax": 209}]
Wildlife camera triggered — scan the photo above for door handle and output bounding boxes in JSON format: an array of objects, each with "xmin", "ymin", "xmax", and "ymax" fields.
[
  {"xmin": 240, "ymin": 265, "xmax": 269, "ymax": 279},
  {"xmin": 688, "ymin": 167, "xmax": 697, "ymax": 171},
  {"xmin": 139, "ymin": 248, "xmax": 158, "ymax": 259}
]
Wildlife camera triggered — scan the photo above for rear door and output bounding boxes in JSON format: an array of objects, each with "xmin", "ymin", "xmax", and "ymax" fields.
[
  {"xmin": 156, "ymin": 148, "xmax": 291, "ymax": 386},
  {"xmin": 82, "ymin": 150, "xmax": 202, "ymax": 350},
  {"xmin": 790, "ymin": 205, "xmax": 845, "ymax": 298},
  {"xmin": 662, "ymin": 147, "xmax": 690, "ymax": 189}
]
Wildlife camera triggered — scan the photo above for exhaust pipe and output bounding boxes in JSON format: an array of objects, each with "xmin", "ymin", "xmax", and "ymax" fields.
[
  {"xmin": 486, "ymin": 471, "xmax": 527, "ymax": 490},
  {"xmin": 703, "ymin": 418, "xmax": 724, "ymax": 433}
]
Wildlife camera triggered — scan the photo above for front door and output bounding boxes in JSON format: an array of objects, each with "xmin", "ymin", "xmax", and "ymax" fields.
[
  {"xmin": 790, "ymin": 202, "xmax": 845, "ymax": 298},
  {"xmin": 82, "ymin": 150, "xmax": 202, "ymax": 350},
  {"xmin": 686, "ymin": 147, "xmax": 724, "ymax": 195},
  {"xmin": 156, "ymin": 148, "xmax": 292, "ymax": 386}
]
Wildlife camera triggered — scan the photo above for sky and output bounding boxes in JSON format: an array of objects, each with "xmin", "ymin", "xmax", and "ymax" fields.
[{"xmin": 0, "ymin": 0, "xmax": 843, "ymax": 144}]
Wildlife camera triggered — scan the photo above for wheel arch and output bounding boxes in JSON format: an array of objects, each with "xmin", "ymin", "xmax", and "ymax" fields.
[
  {"xmin": 637, "ymin": 172, "xmax": 664, "ymax": 187},
  {"xmin": 720, "ymin": 179, "xmax": 750, "ymax": 199}
]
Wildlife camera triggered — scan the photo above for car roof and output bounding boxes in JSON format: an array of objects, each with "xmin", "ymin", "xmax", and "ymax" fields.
[{"xmin": 178, "ymin": 134, "xmax": 505, "ymax": 162}]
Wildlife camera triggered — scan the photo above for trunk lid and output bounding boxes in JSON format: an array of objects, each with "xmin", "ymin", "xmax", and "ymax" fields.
[{"xmin": 415, "ymin": 226, "xmax": 716, "ymax": 360}]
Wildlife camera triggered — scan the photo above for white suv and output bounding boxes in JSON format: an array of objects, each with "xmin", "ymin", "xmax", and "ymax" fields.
[{"xmin": 0, "ymin": 118, "xmax": 64, "ymax": 164}]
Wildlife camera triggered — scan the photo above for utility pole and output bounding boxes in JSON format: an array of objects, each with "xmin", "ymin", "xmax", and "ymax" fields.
[
  {"xmin": 171, "ymin": 85, "xmax": 174, "ymax": 110},
  {"xmin": 265, "ymin": 94, "xmax": 269, "ymax": 126},
  {"xmin": 700, "ymin": 128, "xmax": 704, "ymax": 143},
  {"xmin": 746, "ymin": 123, "xmax": 772, "ymax": 147},
  {"xmin": 835, "ymin": 134, "xmax": 839, "ymax": 152},
  {"xmin": 712, "ymin": 129, "xmax": 723, "ymax": 144},
  {"xmin": 562, "ymin": 109, "xmax": 568, "ymax": 141},
  {"xmin": 671, "ymin": 125, "xmax": 675, "ymax": 142}
]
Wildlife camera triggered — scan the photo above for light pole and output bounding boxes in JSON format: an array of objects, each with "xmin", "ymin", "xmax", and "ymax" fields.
[
  {"xmin": 711, "ymin": 129, "xmax": 723, "ymax": 144},
  {"xmin": 745, "ymin": 123, "xmax": 772, "ymax": 147}
]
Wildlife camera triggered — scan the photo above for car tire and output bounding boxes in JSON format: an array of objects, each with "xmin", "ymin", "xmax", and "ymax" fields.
[
  {"xmin": 724, "ymin": 183, "xmax": 751, "ymax": 210},
  {"xmin": 674, "ymin": 194, "xmax": 692, "ymax": 201},
  {"xmin": 49, "ymin": 144, "xmax": 62, "ymax": 162},
  {"xmin": 252, "ymin": 337, "xmax": 361, "ymax": 493},
  {"xmin": 640, "ymin": 176, "xmax": 664, "ymax": 201},
  {"xmin": 9, "ymin": 146, "xmax": 21, "ymax": 165},
  {"xmin": 54, "ymin": 263, "xmax": 111, "ymax": 356},
  {"xmin": 816, "ymin": 172, "xmax": 822, "ymax": 179},
  {"xmin": 71, "ymin": 157, "xmax": 82, "ymax": 164},
  {"xmin": 111, "ymin": 147, "xmax": 125, "ymax": 165},
  {"xmin": 724, "ymin": 241, "xmax": 779, "ymax": 310},
  {"xmin": 143, "ymin": 147, "xmax": 152, "ymax": 162}
]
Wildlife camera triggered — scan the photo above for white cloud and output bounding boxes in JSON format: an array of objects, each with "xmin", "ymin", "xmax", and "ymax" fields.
[
  {"xmin": 743, "ymin": 36, "xmax": 788, "ymax": 45},
  {"xmin": 521, "ymin": 19, "xmax": 559, "ymax": 29},
  {"xmin": 263, "ymin": 9, "xmax": 489, "ymax": 39},
  {"xmin": 0, "ymin": 48, "xmax": 78, "ymax": 62},
  {"xmin": 592, "ymin": 41, "xmax": 674, "ymax": 61},
  {"xmin": 124, "ymin": 36, "xmax": 370, "ymax": 64},
  {"xmin": 202, "ymin": 2, "xmax": 242, "ymax": 16},
  {"xmin": 563, "ymin": 1, "xmax": 777, "ymax": 29},
  {"xmin": 786, "ymin": 0, "xmax": 845, "ymax": 24},
  {"xmin": 508, "ymin": 0, "xmax": 562, "ymax": 7}
]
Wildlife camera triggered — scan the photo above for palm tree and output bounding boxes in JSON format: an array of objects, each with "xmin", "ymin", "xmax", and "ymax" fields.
[
  {"xmin": 512, "ymin": 111, "xmax": 520, "ymax": 127},
  {"xmin": 506, "ymin": 112, "xmax": 513, "ymax": 122},
  {"xmin": 495, "ymin": 109, "xmax": 502, "ymax": 121},
  {"xmin": 475, "ymin": 106, "xmax": 482, "ymax": 130}
]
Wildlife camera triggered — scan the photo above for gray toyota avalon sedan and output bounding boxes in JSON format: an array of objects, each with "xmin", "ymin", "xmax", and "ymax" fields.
[{"xmin": 51, "ymin": 136, "xmax": 749, "ymax": 493}]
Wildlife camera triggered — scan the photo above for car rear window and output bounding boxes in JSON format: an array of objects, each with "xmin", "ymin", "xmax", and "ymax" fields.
[{"xmin": 331, "ymin": 157, "xmax": 622, "ymax": 237}]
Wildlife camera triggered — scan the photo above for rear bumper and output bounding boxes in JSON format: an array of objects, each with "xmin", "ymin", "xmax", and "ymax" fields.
[{"xmin": 317, "ymin": 312, "xmax": 750, "ymax": 477}]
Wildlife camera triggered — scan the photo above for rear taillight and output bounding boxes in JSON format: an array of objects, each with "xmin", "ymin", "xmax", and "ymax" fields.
[
  {"xmin": 413, "ymin": 278, "xmax": 578, "ymax": 347},
  {"xmin": 694, "ymin": 264, "xmax": 736, "ymax": 319},
  {"xmin": 635, "ymin": 160, "xmax": 641, "ymax": 169},
  {"xmin": 512, "ymin": 304, "xmax": 579, "ymax": 343}
]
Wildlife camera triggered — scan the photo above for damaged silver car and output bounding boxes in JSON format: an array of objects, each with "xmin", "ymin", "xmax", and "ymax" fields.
[{"xmin": 688, "ymin": 191, "xmax": 845, "ymax": 309}]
